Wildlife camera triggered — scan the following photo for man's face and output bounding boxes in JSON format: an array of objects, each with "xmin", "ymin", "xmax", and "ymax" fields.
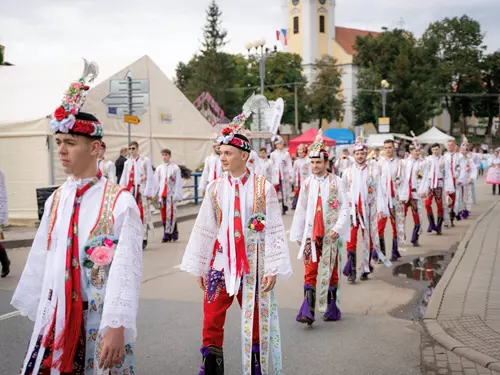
[
  {"xmin": 129, "ymin": 144, "xmax": 139, "ymax": 158},
  {"xmin": 447, "ymin": 141, "xmax": 456, "ymax": 153},
  {"xmin": 420, "ymin": 150, "xmax": 426, "ymax": 158},
  {"xmin": 383, "ymin": 142, "xmax": 395, "ymax": 158},
  {"xmin": 411, "ymin": 149, "xmax": 420, "ymax": 159},
  {"xmin": 121, "ymin": 149, "xmax": 129, "ymax": 157},
  {"xmin": 460, "ymin": 149, "xmax": 467, "ymax": 157},
  {"xmin": 275, "ymin": 143, "xmax": 284, "ymax": 150},
  {"xmin": 311, "ymin": 158, "xmax": 327, "ymax": 176},
  {"xmin": 342, "ymin": 150, "xmax": 349, "ymax": 158},
  {"xmin": 374, "ymin": 149, "xmax": 380, "ymax": 156},
  {"xmin": 213, "ymin": 144, "xmax": 221, "ymax": 155},
  {"xmin": 297, "ymin": 150, "xmax": 306, "ymax": 158},
  {"xmin": 431, "ymin": 146, "xmax": 441, "ymax": 156},
  {"xmin": 55, "ymin": 134, "xmax": 99, "ymax": 175},
  {"xmin": 219, "ymin": 145, "xmax": 247, "ymax": 173},
  {"xmin": 354, "ymin": 150, "xmax": 367, "ymax": 164},
  {"xmin": 98, "ymin": 147, "xmax": 105, "ymax": 159},
  {"xmin": 259, "ymin": 150, "xmax": 267, "ymax": 159},
  {"xmin": 161, "ymin": 152, "xmax": 171, "ymax": 163}
]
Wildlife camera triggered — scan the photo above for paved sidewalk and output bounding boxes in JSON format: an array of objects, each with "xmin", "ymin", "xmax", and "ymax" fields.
[
  {"xmin": 1, "ymin": 204, "xmax": 200, "ymax": 249},
  {"xmin": 424, "ymin": 200, "xmax": 500, "ymax": 373}
]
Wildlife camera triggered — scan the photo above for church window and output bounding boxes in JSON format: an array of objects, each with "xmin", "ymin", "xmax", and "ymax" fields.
[
  {"xmin": 319, "ymin": 15, "xmax": 325, "ymax": 33},
  {"xmin": 293, "ymin": 16, "xmax": 299, "ymax": 34},
  {"xmin": 319, "ymin": 0, "xmax": 326, "ymax": 4}
]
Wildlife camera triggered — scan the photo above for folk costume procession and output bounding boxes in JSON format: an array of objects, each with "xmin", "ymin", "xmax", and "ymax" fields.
[
  {"xmin": 291, "ymin": 144, "xmax": 312, "ymax": 210},
  {"xmin": 181, "ymin": 108, "xmax": 292, "ymax": 375},
  {"xmin": 11, "ymin": 60, "xmax": 143, "ymax": 375},
  {"xmin": 119, "ymin": 142, "xmax": 156, "ymax": 250},
  {"xmin": 270, "ymin": 136, "xmax": 293, "ymax": 214},
  {"xmin": 443, "ymin": 140, "xmax": 463, "ymax": 228},
  {"xmin": 97, "ymin": 142, "xmax": 117, "ymax": 184},
  {"xmin": 486, "ymin": 149, "xmax": 500, "ymax": 194},
  {"xmin": 199, "ymin": 141, "xmax": 223, "ymax": 196},
  {"xmin": 154, "ymin": 149, "xmax": 183, "ymax": 243},
  {"xmin": 291, "ymin": 131, "xmax": 349, "ymax": 325},
  {"xmin": 454, "ymin": 137, "xmax": 478, "ymax": 220}
]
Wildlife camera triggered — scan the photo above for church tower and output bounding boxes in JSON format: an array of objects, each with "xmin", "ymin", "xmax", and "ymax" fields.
[{"xmin": 282, "ymin": 0, "xmax": 336, "ymax": 84}]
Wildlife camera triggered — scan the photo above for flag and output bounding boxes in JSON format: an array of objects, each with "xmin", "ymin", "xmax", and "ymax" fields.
[
  {"xmin": 276, "ymin": 29, "xmax": 288, "ymax": 46},
  {"xmin": 108, "ymin": 107, "xmax": 117, "ymax": 115},
  {"xmin": 281, "ymin": 29, "xmax": 288, "ymax": 46}
]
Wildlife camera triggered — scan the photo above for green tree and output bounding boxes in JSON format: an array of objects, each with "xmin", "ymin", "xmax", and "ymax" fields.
[
  {"xmin": 307, "ymin": 55, "xmax": 343, "ymax": 128},
  {"xmin": 353, "ymin": 29, "xmax": 440, "ymax": 134},
  {"xmin": 476, "ymin": 52, "xmax": 500, "ymax": 137},
  {"xmin": 421, "ymin": 15, "xmax": 486, "ymax": 134},
  {"xmin": 201, "ymin": 0, "xmax": 228, "ymax": 54}
]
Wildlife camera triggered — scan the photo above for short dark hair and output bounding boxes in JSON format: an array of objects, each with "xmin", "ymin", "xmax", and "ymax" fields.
[
  {"xmin": 383, "ymin": 139, "xmax": 394, "ymax": 145},
  {"xmin": 259, "ymin": 148, "xmax": 267, "ymax": 152},
  {"xmin": 409, "ymin": 145, "xmax": 415, "ymax": 151},
  {"xmin": 431, "ymin": 143, "xmax": 440, "ymax": 149},
  {"xmin": 342, "ymin": 148, "xmax": 349, "ymax": 152},
  {"xmin": 161, "ymin": 148, "xmax": 171, "ymax": 156},
  {"xmin": 129, "ymin": 141, "xmax": 139, "ymax": 148},
  {"xmin": 374, "ymin": 147, "xmax": 380, "ymax": 152}
]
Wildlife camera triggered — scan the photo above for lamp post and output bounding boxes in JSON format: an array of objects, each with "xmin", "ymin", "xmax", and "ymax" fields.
[
  {"xmin": 245, "ymin": 39, "xmax": 277, "ymax": 149},
  {"xmin": 378, "ymin": 79, "xmax": 393, "ymax": 118}
]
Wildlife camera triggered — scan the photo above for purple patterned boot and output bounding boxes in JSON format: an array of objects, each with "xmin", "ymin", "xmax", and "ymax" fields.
[
  {"xmin": 251, "ymin": 344, "xmax": 262, "ymax": 375},
  {"xmin": 323, "ymin": 286, "xmax": 342, "ymax": 321},
  {"xmin": 343, "ymin": 252, "xmax": 357, "ymax": 283},
  {"xmin": 427, "ymin": 214, "xmax": 436, "ymax": 233},
  {"xmin": 391, "ymin": 238, "xmax": 402, "ymax": 261},
  {"xmin": 411, "ymin": 225, "xmax": 420, "ymax": 247},
  {"xmin": 162, "ymin": 223, "xmax": 169, "ymax": 243},
  {"xmin": 199, "ymin": 346, "xmax": 224, "ymax": 375},
  {"xmin": 296, "ymin": 284, "xmax": 315, "ymax": 325}
]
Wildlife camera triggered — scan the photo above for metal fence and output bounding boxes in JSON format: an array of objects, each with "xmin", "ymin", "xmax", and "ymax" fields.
[{"xmin": 181, "ymin": 172, "xmax": 202, "ymax": 205}]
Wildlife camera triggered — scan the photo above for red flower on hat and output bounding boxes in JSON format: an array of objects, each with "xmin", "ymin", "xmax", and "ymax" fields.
[
  {"xmin": 222, "ymin": 127, "xmax": 232, "ymax": 136},
  {"xmin": 72, "ymin": 120, "xmax": 95, "ymax": 135},
  {"xmin": 54, "ymin": 106, "xmax": 68, "ymax": 121}
]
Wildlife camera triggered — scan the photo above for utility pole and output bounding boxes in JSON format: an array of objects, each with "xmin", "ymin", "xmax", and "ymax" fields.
[
  {"xmin": 127, "ymin": 73, "xmax": 133, "ymax": 145},
  {"xmin": 294, "ymin": 83, "xmax": 299, "ymax": 133}
]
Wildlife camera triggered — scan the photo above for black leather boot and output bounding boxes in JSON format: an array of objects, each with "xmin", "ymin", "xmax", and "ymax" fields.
[
  {"xmin": 200, "ymin": 346, "xmax": 224, "ymax": 375},
  {"xmin": 0, "ymin": 244, "xmax": 10, "ymax": 278},
  {"xmin": 436, "ymin": 216, "xmax": 444, "ymax": 235},
  {"xmin": 427, "ymin": 214, "xmax": 436, "ymax": 233}
]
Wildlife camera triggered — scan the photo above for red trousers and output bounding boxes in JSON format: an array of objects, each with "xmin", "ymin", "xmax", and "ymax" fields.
[
  {"xmin": 405, "ymin": 199, "xmax": 420, "ymax": 225},
  {"xmin": 346, "ymin": 225, "xmax": 373, "ymax": 252},
  {"xmin": 425, "ymin": 188, "xmax": 443, "ymax": 216},
  {"xmin": 159, "ymin": 197, "xmax": 173, "ymax": 224},
  {"xmin": 304, "ymin": 247, "xmax": 339, "ymax": 287},
  {"xmin": 202, "ymin": 278, "xmax": 260, "ymax": 348},
  {"xmin": 378, "ymin": 206, "xmax": 397, "ymax": 237},
  {"xmin": 134, "ymin": 192, "xmax": 144, "ymax": 223}
]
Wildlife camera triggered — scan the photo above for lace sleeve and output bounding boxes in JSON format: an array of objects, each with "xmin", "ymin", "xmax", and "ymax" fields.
[
  {"xmin": 181, "ymin": 182, "xmax": 218, "ymax": 276},
  {"xmin": 289, "ymin": 179, "xmax": 307, "ymax": 242},
  {"xmin": 264, "ymin": 182, "xmax": 293, "ymax": 279},
  {"xmin": 101, "ymin": 194, "xmax": 143, "ymax": 344},
  {"xmin": 10, "ymin": 195, "xmax": 53, "ymax": 321}
]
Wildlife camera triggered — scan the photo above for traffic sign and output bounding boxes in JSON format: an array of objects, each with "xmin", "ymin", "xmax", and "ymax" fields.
[
  {"xmin": 110, "ymin": 79, "xmax": 149, "ymax": 94},
  {"xmin": 102, "ymin": 93, "xmax": 149, "ymax": 107},
  {"xmin": 124, "ymin": 114, "xmax": 140, "ymax": 125},
  {"xmin": 378, "ymin": 117, "xmax": 390, "ymax": 133}
]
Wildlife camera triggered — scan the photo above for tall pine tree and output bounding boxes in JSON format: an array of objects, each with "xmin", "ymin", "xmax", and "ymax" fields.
[{"xmin": 201, "ymin": 0, "xmax": 228, "ymax": 54}]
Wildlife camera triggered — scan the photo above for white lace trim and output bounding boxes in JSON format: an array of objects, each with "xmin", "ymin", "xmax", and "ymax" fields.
[{"xmin": 100, "ymin": 205, "xmax": 143, "ymax": 344}]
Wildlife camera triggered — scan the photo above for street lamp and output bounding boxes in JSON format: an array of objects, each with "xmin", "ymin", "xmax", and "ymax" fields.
[
  {"xmin": 377, "ymin": 80, "xmax": 393, "ymax": 118},
  {"xmin": 245, "ymin": 38, "xmax": 278, "ymax": 95}
]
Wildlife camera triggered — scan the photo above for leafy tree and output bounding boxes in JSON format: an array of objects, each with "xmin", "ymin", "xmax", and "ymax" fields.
[
  {"xmin": 476, "ymin": 52, "xmax": 500, "ymax": 137},
  {"xmin": 353, "ymin": 29, "xmax": 440, "ymax": 134},
  {"xmin": 307, "ymin": 55, "xmax": 343, "ymax": 128},
  {"xmin": 421, "ymin": 15, "xmax": 486, "ymax": 134},
  {"xmin": 201, "ymin": 0, "xmax": 228, "ymax": 54}
]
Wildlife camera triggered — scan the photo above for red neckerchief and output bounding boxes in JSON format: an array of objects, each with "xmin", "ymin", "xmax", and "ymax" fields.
[
  {"xmin": 228, "ymin": 170, "xmax": 250, "ymax": 277},
  {"xmin": 43, "ymin": 171, "xmax": 102, "ymax": 372},
  {"xmin": 162, "ymin": 164, "xmax": 169, "ymax": 198},
  {"xmin": 312, "ymin": 184, "xmax": 325, "ymax": 242}
]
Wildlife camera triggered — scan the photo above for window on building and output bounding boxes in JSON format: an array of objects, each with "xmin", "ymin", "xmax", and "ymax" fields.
[
  {"xmin": 293, "ymin": 16, "xmax": 299, "ymax": 34},
  {"xmin": 319, "ymin": 15, "xmax": 325, "ymax": 33}
]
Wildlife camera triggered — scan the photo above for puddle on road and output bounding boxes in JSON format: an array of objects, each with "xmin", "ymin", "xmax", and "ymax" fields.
[{"xmin": 392, "ymin": 250, "xmax": 456, "ymax": 319}]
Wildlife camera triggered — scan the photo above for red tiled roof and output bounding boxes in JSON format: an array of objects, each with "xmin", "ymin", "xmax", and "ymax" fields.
[{"xmin": 335, "ymin": 27, "xmax": 380, "ymax": 55}]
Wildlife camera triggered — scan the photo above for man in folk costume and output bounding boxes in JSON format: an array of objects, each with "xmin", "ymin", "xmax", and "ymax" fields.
[
  {"xmin": 258, "ymin": 147, "xmax": 274, "ymax": 182},
  {"xmin": 334, "ymin": 148, "xmax": 355, "ymax": 177},
  {"xmin": 0, "ymin": 168, "xmax": 11, "ymax": 278},
  {"xmin": 155, "ymin": 148, "xmax": 183, "ymax": 243},
  {"xmin": 342, "ymin": 134, "xmax": 390, "ymax": 283},
  {"xmin": 181, "ymin": 110, "xmax": 292, "ymax": 375},
  {"xmin": 119, "ymin": 141, "xmax": 156, "ymax": 249},
  {"xmin": 97, "ymin": 141, "xmax": 117, "ymax": 184},
  {"xmin": 486, "ymin": 149, "xmax": 500, "ymax": 194},
  {"xmin": 290, "ymin": 131, "xmax": 350, "ymax": 325},
  {"xmin": 376, "ymin": 139, "xmax": 405, "ymax": 261},
  {"xmin": 270, "ymin": 136, "xmax": 293, "ymax": 214},
  {"xmin": 291, "ymin": 144, "xmax": 312, "ymax": 210},
  {"xmin": 443, "ymin": 139, "xmax": 462, "ymax": 227},
  {"xmin": 454, "ymin": 136, "xmax": 477, "ymax": 220},
  {"xmin": 11, "ymin": 60, "xmax": 143, "ymax": 375},
  {"xmin": 244, "ymin": 130, "xmax": 264, "ymax": 176},
  {"xmin": 423, "ymin": 143, "xmax": 453, "ymax": 235},
  {"xmin": 399, "ymin": 134, "xmax": 428, "ymax": 247},
  {"xmin": 200, "ymin": 140, "xmax": 223, "ymax": 196}
]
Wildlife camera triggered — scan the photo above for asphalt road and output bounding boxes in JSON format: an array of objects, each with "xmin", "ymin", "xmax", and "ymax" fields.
[{"xmin": 1, "ymin": 181, "xmax": 496, "ymax": 375}]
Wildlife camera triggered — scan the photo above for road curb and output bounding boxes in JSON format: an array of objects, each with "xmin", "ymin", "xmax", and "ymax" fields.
[
  {"xmin": 3, "ymin": 210, "xmax": 199, "ymax": 250},
  {"xmin": 423, "ymin": 200, "xmax": 500, "ymax": 371}
]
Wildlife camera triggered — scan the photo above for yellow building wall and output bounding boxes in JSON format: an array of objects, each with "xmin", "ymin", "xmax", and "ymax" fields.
[
  {"xmin": 288, "ymin": 2, "xmax": 303, "ymax": 56},
  {"xmin": 331, "ymin": 41, "xmax": 353, "ymax": 65},
  {"xmin": 317, "ymin": 7, "xmax": 329, "ymax": 58}
]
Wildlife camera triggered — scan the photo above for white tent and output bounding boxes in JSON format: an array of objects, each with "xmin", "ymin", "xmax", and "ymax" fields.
[
  {"xmin": 417, "ymin": 126, "xmax": 454, "ymax": 145},
  {"xmin": 0, "ymin": 55, "xmax": 214, "ymax": 222}
]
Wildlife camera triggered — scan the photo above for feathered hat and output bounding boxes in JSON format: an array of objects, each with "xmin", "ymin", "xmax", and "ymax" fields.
[
  {"xmin": 410, "ymin": 131, "xmax": 421, "ymax": 151},
  {"xmin": 308, "ymin": 130, "xmax": 329, "ymax": 160},
  {"xmin": 274, "ymin": 135, "xmax": 285, "ymax": 145},
  {"xmin": 297, "ymin": 143, "xmax": 308, "ymax": 154},
  {"xmin": 353, "ymin": 131, "xmax": 368, "ymax": 152},
  {"xmin": 460, "ymin": 135, "xmax": 469, "ymax": 150},
  {"xmin": 49, "ymin": 58, "xmax": 102, "ymax": 138},
  {"xmin": 217, "ymin": 112, "xmax": 252, "ymax": 152}
]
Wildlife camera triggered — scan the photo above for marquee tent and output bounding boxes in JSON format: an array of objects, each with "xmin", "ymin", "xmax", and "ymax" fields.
[
  {"xmin": 417, "ymin": 126, "xmax": 455, "ymax": 145},
  {"xmin": 288, "ymin": 128, "xmax": 336, "ymax": 155},
  {"xmin": 0, "ymin": 55, "xmax": 214, "ymax": 222},
  {"xmin": 323, "ymin": 128, "xmax": 354, "ymax": 145}
]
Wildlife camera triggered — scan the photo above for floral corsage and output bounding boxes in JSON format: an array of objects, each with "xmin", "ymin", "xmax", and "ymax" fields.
[
  {"xmin": 417, "ymin": 171, "xmax": 423, "ymax": 180},
  {"xmin": 368, "ymin": 185, "xmax": 374, "ymax": 194},
  {"xmin": 328, "ymin": 197, "xmax": 339, "ymax": 209},
  {"xmin": 247, "ymin": 213, "xmax": 266, "ymax": 233},
  {"xmin": 83, "ymin": 235, "xmax": 118, "ymax": 268}
]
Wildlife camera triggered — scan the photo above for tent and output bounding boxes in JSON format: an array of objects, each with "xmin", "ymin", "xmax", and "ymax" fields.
[
  {"xmin": 417, "ymin": 126, "xmax": 454, "ymax": 145},
  {"xmin": 323, "ymin": 128, "xmax": 354, "ymax": 145},
  {"xmin": 0, "ymin": 55, "xmax": 214, "ymax": 222},
  {"xmin": 288, "ymin": 128, "xmax": 336, "ymax": 155}
]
